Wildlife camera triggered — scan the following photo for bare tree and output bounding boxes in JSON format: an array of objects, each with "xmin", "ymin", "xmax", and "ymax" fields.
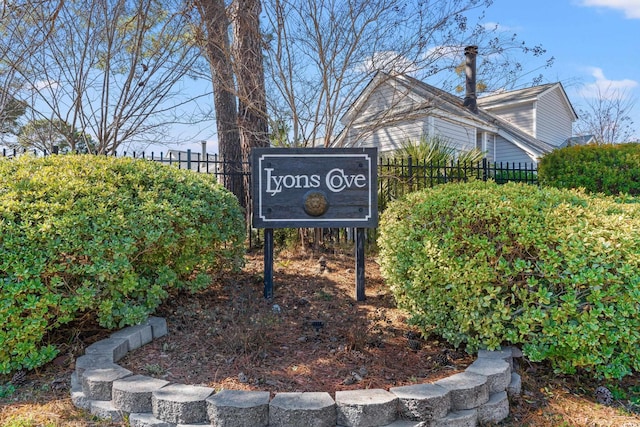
[
  {"xmin": 231, "ymin": 0, "xmax": 269, "ymax": 152},
  {"xmin": 575, "ymin": 85, "xmax": 637, "ymax": 144},
  {"xmin": 5, "ymin": 0, "xmax": 206, "ymax": 154},
  {"xmin": 16, "ymin": 118, "xmax": 95, "ymax": 153},
  {"xmin": 0, "ymin": 0, "xmax": 54, "ymax": 144},
  {"xmin": 195, "ymin": 0, "xmax": 245, "ymax": 203},
  {"xmin": 231, "ymin": 0, "xmax": 269, "ymax": 211},
  {"xmin": 262, "ymin": 0, "xmax": 552, "ymax": 147},
  {"xmin": 194, "ymin": 0, "xmax": 269, "ymax": 211}
]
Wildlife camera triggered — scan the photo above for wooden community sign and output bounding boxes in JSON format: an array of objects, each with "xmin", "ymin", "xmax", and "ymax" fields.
[{"xmin": 251, "ymin": 147, "xmax": 378, "ymax": 301}]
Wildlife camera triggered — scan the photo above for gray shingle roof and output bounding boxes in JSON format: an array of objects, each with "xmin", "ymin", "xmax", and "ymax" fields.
[{"xmin": 477, "ymin": 84, "xmax": 557, "ymax": 108}]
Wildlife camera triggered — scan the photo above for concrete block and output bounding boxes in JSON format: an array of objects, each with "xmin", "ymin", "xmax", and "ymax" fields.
[
  {"xmin": 507, "ymin": 372, "xmax": 522, "ymax": 398},
  {"xmin": 465, "ymin": 357, "xmax": 511, "ymax": 393},
  {"xmin": 390, "ymin": 383, "xmax": 451, "ymax": 421},
  {"xmin": 477, "ymin": 348, "xmax": 514, "ymax": 369},
  {"xmin": 70, "ymin": 372, "xmax": 90, "ymax": 410},
  {"xmin": 70, "ymin": 389, "xmax": 91, "ymax": 411},
  {"xmin": 152, "ymin": 383, "xmax": 214, "ymax": 424},
  {"xmin": 269, "ymin": 392, "xmax": 336, "ymax": 427},
  {"xmin": 435, "ymin": 372, "xmax": 489, "ymax": 411},
  {"xmin": 112, "ymin": 374, "xmax": 170, "ymax": 413},
  {"xmin": 432, "ymin": 409, "xmax": 477, "ymax": 427},
  {"xmin": 90, "ymin": 400, "xmax": 124, "ymax": 422},
  {"xmin": 74, "ymin": 354, "xmax": 120, "ymax": 379},
  {"xmin": 111, "ymin": 324, "xmax": 153, "ymax": 351},
  {"xmin": 335, "ymin": 389, "xmax": 398, "ymax": 427},
  {"xmin": 478, "ymin": 348, "xmax": 513, "ymax": 361},
  {"xmin": 84, "ymin": 337, "xmax": 129, "ymax": 362},
  {"xmin": 146, "ymin": 316, "xmax": 168, "ymax": 338},
  {"xmin": 129, "ymin": 412, "xmax": 174, "ymax": 427},
  {"xmin": 82, "ymin": 366, "xmax": 132, "ymax": 401},
  {"xmin": 206, "ymin": 389, "xmax": 270, "ymax": 427},
  {"xmin": 477, "ymin": 391, "xmax": 509, "ymax": 424},
  {"xmin": 70, "ymin": 372, "xmax": 81, "ymax": 391},
  {"xmin": 381, "ymin": 421, "xmax": 428, "ymax": 427}
]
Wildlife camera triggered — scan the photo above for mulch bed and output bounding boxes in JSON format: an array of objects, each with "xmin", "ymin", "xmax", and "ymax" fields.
[{"xmin": 118, "ymin": 250, "xmax": 474, "ymax": 394}]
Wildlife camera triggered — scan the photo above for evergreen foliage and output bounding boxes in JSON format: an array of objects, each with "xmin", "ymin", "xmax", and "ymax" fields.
[
  {"xmin": 0, "ymin": 155, "xmax": 245, "ymax": 373},
  {"xmin": 379, "ymin": 181, "xmax": 640, "ymax": 379},
  {"xmin": 539, "ymin": 143, "xmax": 640, "ymax": 196}
]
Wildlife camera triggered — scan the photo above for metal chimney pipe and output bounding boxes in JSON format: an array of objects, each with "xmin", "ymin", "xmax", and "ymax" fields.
[{"xmin": 463, "ymin": 45, "xmax": 478, "ymax": 113}]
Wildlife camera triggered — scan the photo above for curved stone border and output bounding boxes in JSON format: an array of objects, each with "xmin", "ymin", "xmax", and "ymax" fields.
[{"xmin": 70, "ymin": 317, "xmax": 522, "ymax": 426}]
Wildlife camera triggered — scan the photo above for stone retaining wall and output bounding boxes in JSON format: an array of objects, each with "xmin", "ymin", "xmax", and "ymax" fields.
[{"xmin": 70, "ymin": 317, "xmax": 522, "ymax": 427}]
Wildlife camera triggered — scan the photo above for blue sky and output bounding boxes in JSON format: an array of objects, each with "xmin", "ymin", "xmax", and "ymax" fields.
[{"xmin": 480, "ymin": 0, "xmax": 640, "ymax": 139}]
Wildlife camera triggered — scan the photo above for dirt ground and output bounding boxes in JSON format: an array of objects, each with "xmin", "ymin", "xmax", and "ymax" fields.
[{"xmin": 119, "ymin": 250, "xmax": 474, "ymax": 393}]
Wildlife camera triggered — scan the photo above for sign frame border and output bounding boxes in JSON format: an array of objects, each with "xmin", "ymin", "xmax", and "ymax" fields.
[{"xmin": 251, "ymin": 147, "xmax": 378, "ymax": 229}]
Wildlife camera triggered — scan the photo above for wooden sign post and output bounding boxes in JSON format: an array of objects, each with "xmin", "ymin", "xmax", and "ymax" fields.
[{"xmin": 251, "ymin": 147, "xmax": 378, "ymax": 301}]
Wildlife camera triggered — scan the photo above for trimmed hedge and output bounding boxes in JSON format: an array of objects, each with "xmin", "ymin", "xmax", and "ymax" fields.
[
  {"xmin": 539, "ymin": 143, "xmax": 640, "ymax": 195},
  {"xmin": 0, "ymin": 155, "xmax": 245, "ymax": 373},
  {"xmin": 378, "ymin": 181, "xmax": 640, "ymax": 379}
]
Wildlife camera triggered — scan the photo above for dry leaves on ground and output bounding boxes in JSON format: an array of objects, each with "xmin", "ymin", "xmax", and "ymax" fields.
[{"xmin": 119, "ymin": 251, "xmax": 473, "ymax": 394}]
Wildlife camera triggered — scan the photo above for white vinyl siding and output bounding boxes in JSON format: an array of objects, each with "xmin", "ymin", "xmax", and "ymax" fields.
[
  {"xmin": 537, "ymin": 89, "xmax": 575, "ymax": 147},
  {"xmin": 478, "ymin": 132, "xmax": 496, "ymax": 161},
  {"xmin": 351, "ymin": 82, "xmax": 421, "ymax": 126},
  {"xmin": 350, "ymin": 118, "xmax": 425, "ymax": 154},
  {"xmin": 432, "ymin": 117, "xmax": 476, "ymax": 152},
  {"xmin": 337, "ymin": 75, "xmax": 573, "ymax": 160},
  {"xmin": 345, "ymin": 115, "xmax": 477, "ymax": 156},
  {"xmin": 494, "ymin": 136, "xmax": 535, "ymax": 165},
  {"xmin": 480, "ymin": 86, "xmax": 575, "ymax": 147},
  {"xmin": 485, "ymin": 103, "xmax": 535, "ymax": 136},
  {"xmin": 342, "ymin": 80, "xmax": 429, "ymax": 150}
]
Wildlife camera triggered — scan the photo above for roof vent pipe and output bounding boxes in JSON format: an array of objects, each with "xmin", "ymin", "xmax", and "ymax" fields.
[{"xmin": 463, "ymin": 45, "xmax": 478, "ymax": 113}]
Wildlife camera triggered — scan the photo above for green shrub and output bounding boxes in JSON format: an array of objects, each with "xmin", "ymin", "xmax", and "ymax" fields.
[
  {"xmin": 539, "ymin": 143, "xmax": 640, "ymax": 195},
  {"xmin": 378, "ymin": 180, "xmax": 640, "ymax": 379},
  {"xmin": 0, "ymin": 155, "xmax": 245, "ymax": 373}
]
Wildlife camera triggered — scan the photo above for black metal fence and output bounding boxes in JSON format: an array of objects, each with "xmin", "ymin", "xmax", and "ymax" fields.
[
  {"xmin": 120, "ymin": 151, "xmax": 539, "ymax": 208},
  {"xmin": 377, "ymin": 156, "xmax": 538, "ymax": 211},
  {"xmin": 1, "ymin": 148, "xmax": 537, "ymax": 246}
]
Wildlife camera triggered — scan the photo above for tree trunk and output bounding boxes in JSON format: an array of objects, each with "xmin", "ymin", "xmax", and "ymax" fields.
[
  {"xmin": 197, "ymin": 0, "xmax": 244, "ymax": 205},
  {"xmin": 232, "ymin": 0, "xmax": 269, "ymax": 214}
]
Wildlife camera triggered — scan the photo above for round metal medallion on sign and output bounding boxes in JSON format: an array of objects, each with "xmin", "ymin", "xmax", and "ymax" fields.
[{"xmin": 303, "ymin": 190, "xmax": 329, "ymax": 216}]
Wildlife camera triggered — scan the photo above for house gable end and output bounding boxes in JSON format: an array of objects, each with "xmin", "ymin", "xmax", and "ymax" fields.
[
  {"xmin": 340, "ymin": 72, "xmax": 431, "ymax": 127},
  {"xmin": 539, "ymin": 83, "xmax": 579, "ymax": 121},
  {"xmin": 477, "ymin": 83, "xmax": 577, "ymax": 146}
]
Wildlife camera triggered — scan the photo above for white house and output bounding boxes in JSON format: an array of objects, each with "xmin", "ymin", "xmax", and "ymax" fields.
[{"xmin": 333, "ymin": 47, "xmax": 579, "ymax": 165}]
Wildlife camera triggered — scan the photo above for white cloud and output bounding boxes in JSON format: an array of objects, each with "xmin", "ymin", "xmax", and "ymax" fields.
[
  {"xmin": 578, "ymin": 0, "xmax": 640, "ymax": 19},
  {"xmin": 481, "ymin": 22, "xmax": 519, "ymax": 32},
  {"xmin": 28, "ymin": 80, "xmax": 60, "ymax": 91},
  {"xmin": 579, "ymin": 67, "xmax": 638, "ymax": 99},
  {"xmin": 357, "ymin": 51, "xmax": 420, "ymax": 75},
  {"xmin": 424, "ymin": 45, "xmax": 463, "ymax": 62}
]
